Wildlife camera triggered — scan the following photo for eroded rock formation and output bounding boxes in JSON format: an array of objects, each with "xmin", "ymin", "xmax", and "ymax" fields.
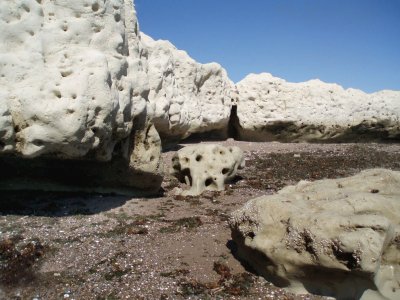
[
  {"xmin": 229, "ymin": 169, "xmax": 400, "ymax": 300},
  {"xmin": 141, "ymin": 34, "xmax": 234, "ymax": 144},
  {"xmin": 171, "ymin": 144, "xmax": 245, "ymax": 196},
  {"xmin": 0, "ymin": 0, "xmax": 162, "ymax": 194},
  {"xmin": 235, "ymin": 73, "xmax": 400, "ymax": 142}
]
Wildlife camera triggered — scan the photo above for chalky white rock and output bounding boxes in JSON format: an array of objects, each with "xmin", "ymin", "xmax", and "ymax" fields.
[
  {"xmin": 171, "ymin": 144, "xmax": 245, "ymax": 196},
  {"xmin": 142, "ymin": 34, "xmax": 234, "ymax": 143},
  {"xmin": 235, "ymin": 73, "xmax": 400, "ymax": 142},
  {"xmin": 0, "ymin": 0, "xmax": 162, "ymax": 192}
]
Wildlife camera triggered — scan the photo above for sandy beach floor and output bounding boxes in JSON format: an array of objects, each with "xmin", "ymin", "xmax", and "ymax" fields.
[{"xmin": 1, "ymin": 140, "xmax": 399, "ymax": 299}]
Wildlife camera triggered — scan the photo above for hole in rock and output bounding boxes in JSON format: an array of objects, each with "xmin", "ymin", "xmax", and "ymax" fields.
[
  {"xmin": 61, "ymin": 71, "xmax": 72, "ymax": 77},
  {"xmin": 228, "ymin": 105, "xmax": 239, "ymax": 139},
  {"xmin": 247, "ymin": 232, "xmax": 255, "ymax": 239},
  {"xmin": 0, "ymin": 141, "xmax": 5, "ymax": 150},
  {"xmin": 71, "ymin": 94, "xmax": 77, "ymax": 99},
  {"xmin": 36, "ymin": 0, "xmax": 42, "ymax": 3},
  {"xmin": 195, "ymin": 155, "xmax": 202, "ymax": 162},
  {"xmin": 53, "ymin": 91, "xmax": 61, "ymax": 98},
  {"xmin": 114, "ymin": 13, "xmax": 121, "ymax": 22},
  {"xmin": 92, "ymin": 2, "xmax": 99, "ymax": 12},
  {"xmin": 205, "ymin": 178, "xmax": 214, "ymax": 187},
  {"xmin": 222, "ymin": 168, "xmax": 229, "ymax": 175},
  {"xmin": 32, "ymin": 139, "xmax": 44, "ymax": 147}
]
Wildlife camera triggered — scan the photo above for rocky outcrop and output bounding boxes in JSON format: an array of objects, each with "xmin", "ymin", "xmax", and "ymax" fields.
[
  {"xmin": 230, "ymin": 169, "xmax": 400, "ymax": 300},
  {"xmin": 235, "ymin": 73, "xmax": 400, "ymax": 142},
  {"xmin": 141, "ymin": 34, "xmax": 234, "ymax": 144},
  {"xmin": 0, "ymin": 0, "xmax": 162, "ymax": 194},
  {"xmin": 171, "ymin": 144, "xmax": 245, "ymax": 196}
]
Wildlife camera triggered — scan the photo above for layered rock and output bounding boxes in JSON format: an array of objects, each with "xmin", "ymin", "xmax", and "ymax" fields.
[
  {"xmin": 235, "ymin": 73, "xmax": 400, "ymax": 142},
  {"xmin": 0, "ymin": 0, "xmax": 162, "ymax": 193},
  {"xmin": 230, "ymin": 169, "xmax": 400, "ymax": 300},
  {"xmin": 141, "ymin": 34, "xmax": 234, "ymax": 144}
]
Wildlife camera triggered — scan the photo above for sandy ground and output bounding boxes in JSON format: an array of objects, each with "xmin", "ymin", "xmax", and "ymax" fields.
[{"xmin": 1, "ymin": 140, "xmax": 400, "ymax": 300}]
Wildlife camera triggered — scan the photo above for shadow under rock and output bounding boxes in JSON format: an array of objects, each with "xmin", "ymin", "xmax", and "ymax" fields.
[{"xmin": 0, "ymin": 191, "xmax": 132, "ymax": 217}]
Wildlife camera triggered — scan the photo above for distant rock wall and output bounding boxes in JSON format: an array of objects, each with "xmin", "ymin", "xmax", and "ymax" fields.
[
  {"xmin": 235, "ymin": 73, "xmax": 400, "ymax": 142},
  {"xmin": 141, "ymin": 34, "xmax": 234, "ymax": 144},
  {"xmin": 0, "ymin": 0, "xmax": 162, "ymax": 193}
]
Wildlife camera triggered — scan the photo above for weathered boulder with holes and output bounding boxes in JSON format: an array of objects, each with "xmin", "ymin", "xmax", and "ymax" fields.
[
  {"xmin": 171, "ymin": 144, "xmax": 245, "ymax": 196},
  {"xmin": 141, "ymin": 34, "xmax": 234, "ymax": 144},
  {"xmin": 0, "ymin": 0, "xmax": 162, "ymax": 194},
  {"xmin": 230, "ymin": 169, "xmax": 400, "ymax": 300},
  {"xmin": 235, "ymin": 73, "xmax": 400, "ymax": 142}
]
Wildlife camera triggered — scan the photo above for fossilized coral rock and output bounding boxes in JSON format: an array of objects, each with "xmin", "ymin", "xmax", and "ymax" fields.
[
  {"xmin": 235, "ymin": 73, "xmax": 400, "ymax": 142},
  {"xmin": 141, "ymin": 34, "xmax": 234, "ymax": 143},
  {"xmin": 230, "ymin": 169, "xmax": 400, "ymax": 300},
  {"xmin": 171, "ymin": 144, "xmax": 245, "ymax": 196},
  {"xmin": 0, "ymin": 0, "xmax": 162, "ymax": 193}
]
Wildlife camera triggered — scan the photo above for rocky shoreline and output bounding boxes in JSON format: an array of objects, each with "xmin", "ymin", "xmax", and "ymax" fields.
[{"xmin": 1, "ymin": 141, "xmax": 399, "ymax": 299}]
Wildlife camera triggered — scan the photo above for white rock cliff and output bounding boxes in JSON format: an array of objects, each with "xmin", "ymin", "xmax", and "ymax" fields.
[
  {"xmin": 141, "ymin": 33, "xmax": 234, "ymax": 143},
  {"xmin": 235, "ymin": 73, "xmax": 400, "ymax": 142},
  {"xmin": 0, "ymin": 0, "xmax": 162, "ymax": 192}
]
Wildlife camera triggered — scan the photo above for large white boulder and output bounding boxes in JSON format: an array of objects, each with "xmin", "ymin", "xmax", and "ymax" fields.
[
  {"xmin": 141, "ymin": 33, "xmax": 234, "ymax": 143},
  {"xmin": 235, "ymin": 73, "xmax": 400, "ymax": 142},
  {"xmin": 230, "ymin": 169, "xmax": 400, "ymax": 300},
  {"xmin": 0, "ymin": 0, "xmax": 162, "ymax": 192}
]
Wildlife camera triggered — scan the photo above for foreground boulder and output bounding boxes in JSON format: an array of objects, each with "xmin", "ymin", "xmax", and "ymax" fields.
[
  {"xmin": 230, "ymin": 169, "xmax": 400, "ymax": 300},
  {"xmin": 141, "ymin": 34, "xmax": 234, "ymax": 144},
  {"xmin": 235, "ymin": 73, "xmax": 400, "ymax": 142},
  {"xmin": 171, "ymin": 144, "xmax": 245, "ymax": 196},
  {"xmin": 0, "ymin": 0, "xmax": 162, "ymax": 194}
]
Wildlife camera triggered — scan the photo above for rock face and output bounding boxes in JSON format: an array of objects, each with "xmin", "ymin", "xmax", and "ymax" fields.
[
  {"xmin": 235, "ymin": 73, "xmax": 400, "ymax": 142},
  {"xmin": 171, "ymin": 144, "xmax": 245, "ymax": 196},
  {"xmin": 229, "ymin": 169, "xmax": 400, "ymax": 300},
  {"xmin": 0, "ymin": 0, "xmax": 162, "ymax": 193},
  {"xmin": 141, "ymin": 34, "xmax": 234, "ymax": 144}
]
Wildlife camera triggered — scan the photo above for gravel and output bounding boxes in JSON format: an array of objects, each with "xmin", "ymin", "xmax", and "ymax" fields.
[{"xmin": 1, "ymin": 140, "xmax": 399, "ymax": 299}]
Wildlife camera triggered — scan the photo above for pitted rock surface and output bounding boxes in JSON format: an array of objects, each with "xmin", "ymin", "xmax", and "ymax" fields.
[
  {"xmin": 230, "ymin": 169, "xmax": 400, "ymax": 300},
  {"xmin": 171, "ymin": 144, "xmax": 245, "ymax": 196},
  {"xmin": 235, "ymin": 73, "xmax": 400, "ymax": 142},
  {"xmin": 0, "ymin": 0, "xmax": 162, "ymax": 192},
  {"xmin": 142, "ymin": 34, "xmax": 234, "ymax": 143}
]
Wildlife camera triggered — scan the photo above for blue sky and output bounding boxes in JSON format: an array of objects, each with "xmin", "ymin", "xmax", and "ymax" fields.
[{"xmin": 135, "ymin": 0, "xmax": 400, "ymax": 93}]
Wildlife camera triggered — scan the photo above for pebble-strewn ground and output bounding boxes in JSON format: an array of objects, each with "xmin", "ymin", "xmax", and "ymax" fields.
[{"xmin": 1, "ymin": 140, "xmax": 399, "ymax": 300}]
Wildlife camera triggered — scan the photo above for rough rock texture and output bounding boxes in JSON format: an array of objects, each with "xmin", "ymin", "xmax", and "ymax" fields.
[
  {"xmin": 171, "ymin": 144, "xmax": 245, "ymax": 196},
  {"xmin": 141, "ymin": 34, "xmax": 234, "ymax": 144},
  {"xmin": 235, "ymin": 73, "xmax": 400, "ymax": 142},
  {"xmin": 0, "ymin": 0, "xmax": 162, "ymax": 193},
  {"xmin": 230, "ymin": 169, "xmax": 400, "ymax": 300}
]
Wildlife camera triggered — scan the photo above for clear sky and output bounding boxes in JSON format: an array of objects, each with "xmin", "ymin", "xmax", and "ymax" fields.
[{"xmin": 135, "ymin": 0, "xmax": 400, "ymax": 93}]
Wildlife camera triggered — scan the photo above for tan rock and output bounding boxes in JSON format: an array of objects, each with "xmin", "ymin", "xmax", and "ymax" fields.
[{"xmin": 230, "ymin": 169, "xmax": 400, "ymax": 299}]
